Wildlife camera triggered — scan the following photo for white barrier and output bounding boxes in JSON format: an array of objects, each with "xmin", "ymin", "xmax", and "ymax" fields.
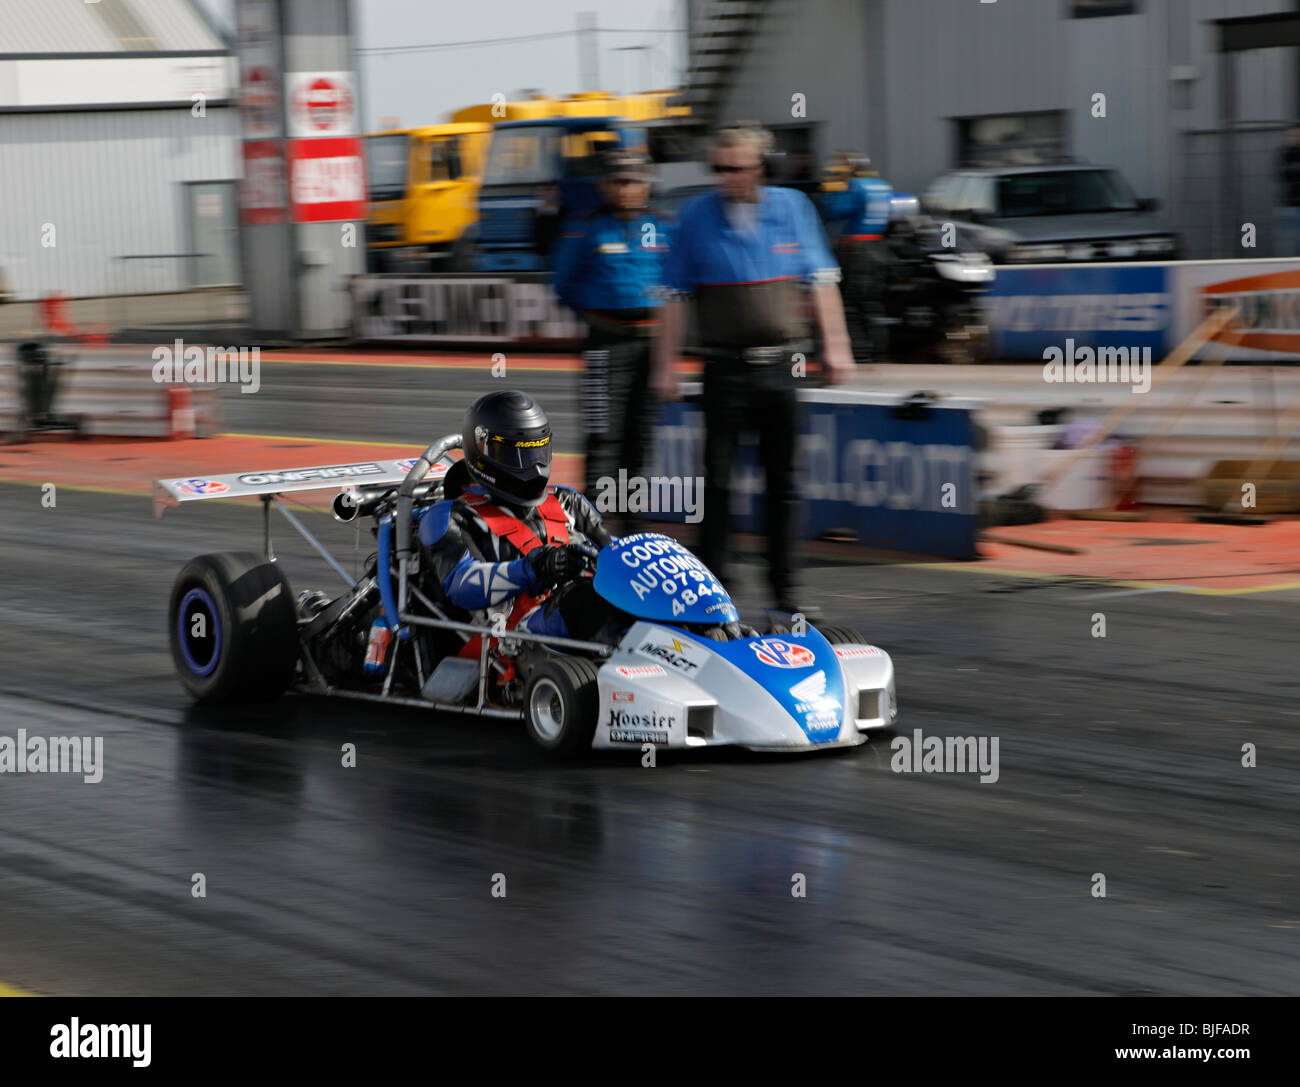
[
  {"xmin": 0, "ymin": 344, "xmax": 221, "ymax": 438},
  {"xmin": 852, "ymin": 364, "xmax": 1300, "ymax": 505}
]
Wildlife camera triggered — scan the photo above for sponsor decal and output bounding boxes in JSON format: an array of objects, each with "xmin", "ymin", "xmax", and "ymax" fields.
[
  {"xmin": 237, "ymin": 462, "xmax": 385, "ymax": 486},
  {"xmin": 789, "ymin": 670, "xmax": 827, "ymax": 701},
  {"xmin": 610, "ymin": 729, "xmax": 669, "ymax": 745},
  {"xmin": 612, "ymin": 691, "xmax": 634, "ymax": 702},
  {"xmin": 614, "ymin": 664, "xmax": 664, "ymax": 678},
  {"xmin": 803, "ymin": 711, "xmax": 840, "ymax": 733},
  {"xmin": 833, "ymin": 645, "xmax": 880, "ymax": 658},
  {"xmin": 176, "ymin": 478, "xmax": 230, "ymax": 496},
  {"xmin": 395, "ymin": 458, "xmax": 420, "ymax": 473},
  {"xmin": 637, "ymin": 635, "xmax": 707, "ymax": 674},
  {"xmin": 790, "ymin": 669, "xmax": 843, "ymax": 718},
  {"xmin": 606, "ymin": 707, "xmax": 677, "ymax": 746},
  {"xmin": 749, "ymin": 638, "xmax": 815, "ymax": 669}
]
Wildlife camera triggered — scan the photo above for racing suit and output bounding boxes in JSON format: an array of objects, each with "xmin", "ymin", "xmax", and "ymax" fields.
[{"xmin": 418, "ymin": 483, "xmax": 627, "ymax": 644}]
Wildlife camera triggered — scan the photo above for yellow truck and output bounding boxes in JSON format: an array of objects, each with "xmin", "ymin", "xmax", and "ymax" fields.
[
  {"xmin": 450, "ymin": 90, "xmax": 689, "ymax": 127},
  {"xmin": 364, "ymin": 122, "xmax": 492, "ymax": 272},
  {"xmin": 365, "ymin": 94, "xmax": 691, "ymax": 273}
]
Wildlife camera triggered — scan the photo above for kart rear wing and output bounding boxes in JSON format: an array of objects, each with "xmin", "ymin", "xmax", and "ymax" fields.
[{"xmin": 152, "ymin": 456, "xmax": 449, "ymax": 519}]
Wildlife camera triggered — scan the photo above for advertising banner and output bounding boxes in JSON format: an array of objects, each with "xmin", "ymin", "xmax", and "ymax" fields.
[
  {"xmin": 649, "ymin": 389, "xmax": 980, "ymax": 560},
  {"xmin": 1170, "ymin": 260, "xmax": 1300, "ymax": 361},
  {"xmin": 353, "ymin": 276, "xmax": 585, "ymax": 343},
  {"xmin": 983, "ymin": 264, "xmax": 1172, "ymax": 359}
]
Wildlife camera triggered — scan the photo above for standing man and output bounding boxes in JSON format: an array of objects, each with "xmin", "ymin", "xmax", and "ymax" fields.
[
  {"xmin": 553, "ymin": 148, "xmax": 671, "ymax": 534},
  {"xmin": 651, "ymin": 123, "xmax": 854, "ymax": 616},
  {"xmin": 836, "ymin": 155, "xmax": 894, "ymax": 363},
  {"xmin": 1278, "ymin": 123, "xmax": 1300, "ymax": 257}
]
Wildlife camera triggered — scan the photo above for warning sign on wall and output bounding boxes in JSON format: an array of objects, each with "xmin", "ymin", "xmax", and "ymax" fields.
[
  {"xmin": 241, "ymin": 139, "xmax": 287, "ymax": 224},
  {"xmin": 287, "ymin": 136, "xmax": 366, "ymax": 222},
  {"xmin": 287, "ymin": 71, "xmax": 358, "ymax": 138}
]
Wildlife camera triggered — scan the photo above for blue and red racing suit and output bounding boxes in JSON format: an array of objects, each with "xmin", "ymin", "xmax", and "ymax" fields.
[{"xmin": 418, "ymin": 483, "xmax": 625, "ymax": 645}]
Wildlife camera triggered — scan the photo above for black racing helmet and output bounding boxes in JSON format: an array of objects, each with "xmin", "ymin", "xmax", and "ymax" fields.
[{"xmin": 462, "ymin": 391, "xmax": 553, "ymax": 507}]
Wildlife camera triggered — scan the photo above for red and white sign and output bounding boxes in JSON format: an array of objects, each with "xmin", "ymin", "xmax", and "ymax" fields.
[
  {"xmin": 287, "ymin": 137, "xmax": 366, "ymax": 222},
  {"xmin": 241, "ymin": 139, "xmax": 287, "ymax": 225},
  {"xmin": 287, "ymin": 71, "xmax": 357, "ymax": 138},
  {"xmin": 240, "ymin": 64, "xmax": 280, "ymax": 139},
  {"xmin": 236, "ymin": 0, "xmax": 281, "ymax": 140}
]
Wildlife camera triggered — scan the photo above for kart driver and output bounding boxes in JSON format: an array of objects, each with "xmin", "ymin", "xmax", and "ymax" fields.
[{"xmin": 419, "ymin": 390, "xmax": 630, "ymax": 644}]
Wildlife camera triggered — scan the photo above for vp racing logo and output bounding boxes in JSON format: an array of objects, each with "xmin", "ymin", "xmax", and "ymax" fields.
[
  {"xmin": 749, "ymin": 638, "xmax": 815, "ymax": 669},
  {"xmin": 176, "ymin": 478, "xmax": 229, "ymax": 496}
]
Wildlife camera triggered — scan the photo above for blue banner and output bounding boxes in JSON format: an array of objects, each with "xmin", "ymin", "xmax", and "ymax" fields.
[
  {"xmin": 648, "ymin": 391, "xmax": 979, "ymax": 560},
  {"xmin": 984, "ymin": 263, "xmax": 1172, "ymax": 359}
]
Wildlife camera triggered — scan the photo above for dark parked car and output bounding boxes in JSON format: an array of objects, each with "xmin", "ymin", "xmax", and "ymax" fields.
[{"xmin": 922, "ymin": 164, "xmax": 1179, "ymax": 263}]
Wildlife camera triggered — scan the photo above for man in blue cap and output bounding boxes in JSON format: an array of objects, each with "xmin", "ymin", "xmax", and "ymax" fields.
[{"xmin": 553, "ymin": 147, "xmax": 671, "ymax": 533}]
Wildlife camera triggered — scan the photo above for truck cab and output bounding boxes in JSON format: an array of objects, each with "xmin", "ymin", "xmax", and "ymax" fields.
[
  {"xmin": 471, "ymin": 117, "xmax": 644, "ymax": 273},
  {"xmin": 364, "ymin": 122, "xmax": 492, "ymax": 272}
]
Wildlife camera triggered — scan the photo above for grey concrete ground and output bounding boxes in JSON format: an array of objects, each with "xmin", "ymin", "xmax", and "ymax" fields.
[{"xmin": 0, "ymin": 357, "xmax": 1296, "ymax": 996}]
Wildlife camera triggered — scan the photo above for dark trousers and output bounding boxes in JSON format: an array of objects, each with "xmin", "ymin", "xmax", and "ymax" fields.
[
  {"xmin": 581, "ymin": 330, "xmax": 657, "ymax": 529},
  {"xmin": 838, "ymin": 238, "xmax": 890, "ymax": 364},
  {"xmin": 698, "ymin": 354, "xmax": 800, "ymax": 603}
]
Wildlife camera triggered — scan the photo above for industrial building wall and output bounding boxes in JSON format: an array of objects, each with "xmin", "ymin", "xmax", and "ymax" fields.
[
  {"xmin": 710, "ymin": 0, "xmax": 1296, "ymax": 256},
  {"xmin": 0, "ymin": 105, "xmax": 239, "ymax": 301},
  {"xmin": 710, "ymin": 0, "xmax": 873, "ymax": 170}
]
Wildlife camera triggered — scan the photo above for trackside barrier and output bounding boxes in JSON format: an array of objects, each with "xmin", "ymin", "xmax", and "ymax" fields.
[
  {"xmin": 985, "ymin": 257, "xmax": 1300, "ymax": 361},
  {"xmin": 351, "ymin": 274, "xmax": 583, "ymax": 344},
  {"xmin": 648, "ymin": 386, "xmax": 981, "ymax": 560},
  {"xmin": 0, "ymin": 344, "xmax": 221, "ymax": 438},
  {"xmin": 853, "ymin": 363, "xmax": 1300, "ymax": 506}
]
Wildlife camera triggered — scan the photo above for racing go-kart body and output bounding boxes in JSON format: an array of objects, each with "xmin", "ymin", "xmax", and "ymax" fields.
[{"xmin": 156, "ymin": 434, "xmax": 897, "ymax": 754}]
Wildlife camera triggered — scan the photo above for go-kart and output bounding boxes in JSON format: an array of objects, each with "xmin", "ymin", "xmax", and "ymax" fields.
[{"xmin": 156, "ymin": 434, "xmax": 897, "ymax": 754}]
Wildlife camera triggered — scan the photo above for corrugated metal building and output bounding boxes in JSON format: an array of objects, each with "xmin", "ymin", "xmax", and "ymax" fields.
[
  {"xmin": 0, "ymin": 0, "xmax": 238, "ymax": 301},
  {"xmin": 682, "ymin": 0, "xmax": 1300, "ymax": 257}
]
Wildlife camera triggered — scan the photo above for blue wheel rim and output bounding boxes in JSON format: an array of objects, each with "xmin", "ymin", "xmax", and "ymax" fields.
[{"xmin": 178, "ymin": 587, "xmax": 222, "ymax": 677}]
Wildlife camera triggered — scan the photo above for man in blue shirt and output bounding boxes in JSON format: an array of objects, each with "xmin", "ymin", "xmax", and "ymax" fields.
[
  {"xmin": 651, "ymin": 123, "xmax": 853, "ymax": 615},
  {"xmin": 835, "ymin": 155, "xmax": 894, "ymax": 363},
  {"xmin": 553, "ymin": 148, "xmax": 671, "ymax": 533}
]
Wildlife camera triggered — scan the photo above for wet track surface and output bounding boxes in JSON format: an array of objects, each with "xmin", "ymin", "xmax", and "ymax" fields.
[{"xmin": 1, "ymin": 361, "xmax": 1298, "ymax": 995}]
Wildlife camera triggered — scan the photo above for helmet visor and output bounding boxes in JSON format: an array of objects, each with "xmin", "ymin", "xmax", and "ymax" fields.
[{"xmin": 482, "ymin": 431, "xmax": 552, "ymax": 471}]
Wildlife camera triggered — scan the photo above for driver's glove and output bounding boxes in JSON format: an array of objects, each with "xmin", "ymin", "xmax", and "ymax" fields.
[{"xmin": 526, "ymin": 544, "xmax": 589, "ymax": 591}]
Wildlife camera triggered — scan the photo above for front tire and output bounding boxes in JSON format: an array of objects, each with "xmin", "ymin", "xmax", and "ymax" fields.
[
  {"xmin": 169, "ymin": 552, "xmax": 299, "ymax": 704},
  {"xmin": 523, "ymin": 658, "xmax": 600, "ymax": 756},
  {"xmin": 817, "ymin": 624, "xmax": 868, "ymax": 645}
]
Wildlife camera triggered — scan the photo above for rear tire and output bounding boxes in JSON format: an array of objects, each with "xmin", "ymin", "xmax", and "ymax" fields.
[
  {"xmin": 523, "ymin": 658, "xmax": 600, "ymax": 756},
  {"xmin": 169, "ymin": 552, "xmax": 299, "ymax": 704},
  {"xmin": 817, "ymin": 624, "xmax": 868, "ymax": 646}
]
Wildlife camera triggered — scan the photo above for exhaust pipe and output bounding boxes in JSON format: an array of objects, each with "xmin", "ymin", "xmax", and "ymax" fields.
[{"xmin": 333, "ymin": 481, "xmax": 442, "ymax": 523}]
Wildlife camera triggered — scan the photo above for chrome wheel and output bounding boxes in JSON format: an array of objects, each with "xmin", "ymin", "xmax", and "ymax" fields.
[{"xmin": 528, "ymin": 677, "xmax": 565, "ymax": 743}]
